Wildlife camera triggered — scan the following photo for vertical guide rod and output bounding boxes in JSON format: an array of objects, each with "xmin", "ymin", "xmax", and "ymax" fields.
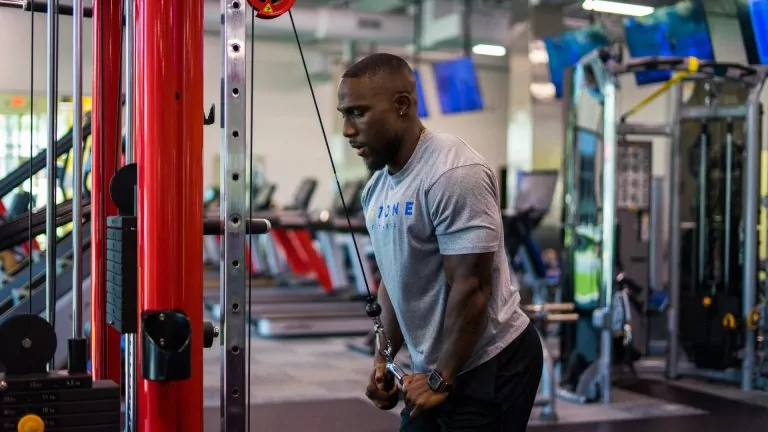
[
  {"xmin": 741, "ymin": 82, "xmax": 764, "ymax": 391},
  {"xmin": 221, "ymin": 0, "xmax": 247, "ymax": 430},
  {"xmin": 599, "ymin": 75, "xmax": 617, "ymax": 405},
  {"xmin": 697, "ymin": 124, "xmax": 708, "ymax": 285},
  {"xmin": 72, "ymin": 0, "xmax": 84, "ymax": 340},
  {"xmin": 123, "ymin": 0, "xmax": 137, "ymax": 429},
  {"xmin": 648, "ymin": 177, "xmax": 664, "ymax": 292},
  {"xmin": 461, "ymin": 0, "xmax": 471, "ymax": 57},
  {"xmin": 724, "ymin": 120, "xmax": 733, "ymax": 285},
  {"xmin": 46, "ymin": 0, "xmax": 59, "ymax": 364},
  {"xmin": 666, "ymin": 82, "xmax": 684, "ymax": 379}
]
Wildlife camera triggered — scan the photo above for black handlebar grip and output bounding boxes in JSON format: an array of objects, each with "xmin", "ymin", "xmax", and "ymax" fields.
[{"xmin": 380, "ymin": 370, "xmax": 400, "ymax": 410}]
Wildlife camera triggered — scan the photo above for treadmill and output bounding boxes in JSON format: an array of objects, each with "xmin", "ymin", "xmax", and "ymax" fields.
[
  {"xmin": 202, "ymin": 179, "xmax": 322, "ymax": 302},
  {"xmin": 244, "ymin": 177, "xmax": 363, "ymax": 303},
  {"xmin": 250, "ymin": 179, "xmax": 374, "ymax": 337},
  {"xmin": 203, "ymin": 178, "xmax": 362, "ymax": 326}
]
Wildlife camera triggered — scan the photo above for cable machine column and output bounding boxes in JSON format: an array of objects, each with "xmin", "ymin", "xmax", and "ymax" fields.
[
  {"xmin": 135, "ymin": 0, "xmax": 204, "ymax": 430},
  {"xmin": 666, "ymin": 82, "xmax": 684, "ymax": 379},
  {"xmin": 741, "ymin": 79, "xmax": 765, "ymax": 391},
  {"xmin": 599, "ymin": 72, "xmax": 618, "ymax": 405},
  {"xmin": 90, "ymin": 0, "xmax": 124, "ymax": 386},
  {"xmin": 221, "ymin": 0, "xmax": 248, "ymax": 429}
]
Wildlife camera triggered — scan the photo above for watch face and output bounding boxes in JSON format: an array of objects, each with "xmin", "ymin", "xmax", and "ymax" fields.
[{"xmin": 427, "ymin": 371, "xmax": 442, "ymax": 390}]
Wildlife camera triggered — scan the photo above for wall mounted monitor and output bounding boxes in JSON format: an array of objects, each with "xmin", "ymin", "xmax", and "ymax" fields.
[
  {"xmin": 623, "ymin": 0, "xmax": 715, "ymax": 85},
  {"xmin": 431, "ymin": 57, "xmax": 484, "ymax": 114},
  {"xmin": 544, "ymin": 24, "xmax": 611, "ymax": 99},
  {"xmin": 735, "ymin": 0, "xmax": 768, "ymax": 64},
  {"xmin": 413, "ymin": 69, "xmax": 429, "ymax": 118}
]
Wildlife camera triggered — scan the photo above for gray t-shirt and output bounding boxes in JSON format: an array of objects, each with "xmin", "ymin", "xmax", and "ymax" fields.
[{"xmin": 361, "ymin": 129, "xmax": 530, "ymax": 375}]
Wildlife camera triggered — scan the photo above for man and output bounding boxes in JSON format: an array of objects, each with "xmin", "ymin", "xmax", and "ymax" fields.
[{"xmin": 337, "ymin": 52, "xmax": 543, "ymax": 431}]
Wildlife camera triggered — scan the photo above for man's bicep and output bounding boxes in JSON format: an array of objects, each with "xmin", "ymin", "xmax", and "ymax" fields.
[{"xmin": 428, "ymin": 165, "xmax": 501, "ymax": 255}]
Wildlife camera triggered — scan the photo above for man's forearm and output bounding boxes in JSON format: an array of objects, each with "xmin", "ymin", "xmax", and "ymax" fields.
[
  {"xmin": 373, "ymin": 282, "xmax": 404, "ymax": 364},
  {"xmin": 436, "ymin": 278, "xmax": 489, "ymax": 381}
]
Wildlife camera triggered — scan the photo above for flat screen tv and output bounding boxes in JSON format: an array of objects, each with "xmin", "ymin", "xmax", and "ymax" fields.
[
  {"xmin": 623, "ymin": 0, "xmax": 715, "ymax": 85},
  {"xmin": 431, "ymin": 57, "xmax": 484, "ymax": 114},
  {"xmin": 413, "ymin": 68, "xmax": 429, "ymax": 118},
  {"xmin": 735, "ymin": 0, "xmax": 768, "ymax": 64},
  {"xmin": 544, "ymin": 25, "xmax": 611, "ymax": 99}
]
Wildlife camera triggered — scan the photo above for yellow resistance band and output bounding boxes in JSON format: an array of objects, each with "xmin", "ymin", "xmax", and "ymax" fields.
[{"xmin": 621, "ymin": 57, "xmax": 700, "ymax": 122}]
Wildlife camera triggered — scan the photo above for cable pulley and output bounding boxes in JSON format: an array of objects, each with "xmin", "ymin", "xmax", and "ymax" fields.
[{"xmin": 250, "ymin": 0, "xmax": 296, "ymax": 20}]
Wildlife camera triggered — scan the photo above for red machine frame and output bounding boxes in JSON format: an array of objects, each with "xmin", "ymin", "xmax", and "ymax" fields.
[{"xmin": 91, "ymin": 1, "xmax": 205, "ymax": 430}]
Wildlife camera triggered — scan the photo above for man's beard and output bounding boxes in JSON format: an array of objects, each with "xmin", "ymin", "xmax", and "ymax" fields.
[{"xmin": 366, "ymin": 133, "xmax": 403, "ymax": 172}]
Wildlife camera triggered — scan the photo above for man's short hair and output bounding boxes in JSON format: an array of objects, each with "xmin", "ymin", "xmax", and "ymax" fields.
[{"xmin": 342, "ymin": 53, "xmax": 413, "ymax": 79}]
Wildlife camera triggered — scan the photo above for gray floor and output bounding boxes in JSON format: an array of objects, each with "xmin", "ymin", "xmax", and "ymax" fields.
[{"xmin": 202, "ymin": 332, "xmax": 706, "ymax": 427}]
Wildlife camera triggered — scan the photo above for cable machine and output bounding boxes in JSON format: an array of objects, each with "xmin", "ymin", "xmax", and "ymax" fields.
[
  {"xmin": 0, "ymin": 0, "xmax": 367, "ymax": 429},
  {"xmin": 560, "ymin": 45, "xmax": 768, "ymax": 404}
]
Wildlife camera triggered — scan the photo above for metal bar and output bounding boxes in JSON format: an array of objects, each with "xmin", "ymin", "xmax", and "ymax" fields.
[
  {"xmin": 666, "ymin": 82, "xmax": 684, "ymax": 379},
  {"xmin": 45, "ymin": 0, "xmax": 58, "ymax": 362},
  {"xmin": 72, "ymin": 0, "xmax": 83, "ymax": 342},
  {"xmin": 741, "ymin": 82, "xmax": 764, "ymax": 391},
  {"xmin": 90, "ymin": 0, "xmax": 123, "ymax": 386},
  {"xmin": 124, "ymin": 0, "xmax": 136, "ymax": 429},
  {"xmin": 648, "ymin": 177, "xmax": 663, "ymax": 292},
  {"xmin": 559, "ymin": 66, "xmax": 579, "ymax": 364},
  {"xmin": 617, "ymin": 122, "xmax": 671, "ymax": 137},
  {"xmin": 221, "ymin": 0, "xmax": 247, "ymax": 429},
  {"xmin": 680, "ymin": 104, "xmax": 749, "ymax": 121},
  {"xmin": 135, "ymin": 0, "xmax": 205, "ymax": 429},
  {"xmin": 724, "ymin": 120, "xmax": 733, "ymax": 286},
  {"xmin": 599, "ymin": 77, "xmax": 618, "ymax": 405},
  {"xmin": 697, "ymin": 124, "xmax": 708, "ymax": 285},
  {"xmin": 462, "ymin": 0, "xmax": 471, "ymax": 57}
]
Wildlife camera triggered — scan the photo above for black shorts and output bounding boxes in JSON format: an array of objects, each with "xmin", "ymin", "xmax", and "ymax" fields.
[{"xmin": 400, "ymin": 321, "xmax": 543, "ymax": 432}]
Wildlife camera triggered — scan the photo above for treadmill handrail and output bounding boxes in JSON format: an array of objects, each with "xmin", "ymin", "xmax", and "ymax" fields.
[
  {"xmin": 0, "ymin": 236, "xmax": 92, "ymax": 325},
  {"xmin": 0, "ymin": 200, "xmax": 92, "ymax": 251}
]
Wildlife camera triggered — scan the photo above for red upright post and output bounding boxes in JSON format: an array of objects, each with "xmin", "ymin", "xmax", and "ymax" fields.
[
  {"xmin": 90, "ymin": 0, "xmax": 124, "ymax": 385},
  {"xmin": 135, "ymin": 0, "xmax": 204, "ymax": 429}
]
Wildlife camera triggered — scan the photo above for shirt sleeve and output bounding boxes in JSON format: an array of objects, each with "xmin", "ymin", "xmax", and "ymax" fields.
[{"xmin": 427, "ymin": 164, "xmax": 501, "ymax": 255}]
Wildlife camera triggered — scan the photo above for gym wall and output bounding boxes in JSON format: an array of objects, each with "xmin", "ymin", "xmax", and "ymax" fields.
[{"xmin": 1, "ymin": 8, "xmax": 765, "ymax": 216}]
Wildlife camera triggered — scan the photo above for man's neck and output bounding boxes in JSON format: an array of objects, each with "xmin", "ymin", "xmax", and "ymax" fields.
[{"xmin": 388, "ymin": 122, "xmax": 425, "ymax": 174}]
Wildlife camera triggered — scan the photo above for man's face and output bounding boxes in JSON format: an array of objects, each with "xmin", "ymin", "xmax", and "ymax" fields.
[{"xmin": 337, "ymin": 77, "xmax": 403, "ymax": 171}]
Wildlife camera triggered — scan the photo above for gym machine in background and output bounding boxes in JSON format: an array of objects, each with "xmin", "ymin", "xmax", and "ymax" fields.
[{"xmin": 560, "ymin": 45, "xmax": 768, "ymax": 404}]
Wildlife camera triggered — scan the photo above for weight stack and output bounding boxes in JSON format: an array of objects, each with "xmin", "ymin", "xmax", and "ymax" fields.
[
  {"xmin": 106, "ymin": 215, "xmax": 138, "ymax": 334},
  {"xmin": 0, "ymin": 373, "xmax": 121, "ymax": 431}
]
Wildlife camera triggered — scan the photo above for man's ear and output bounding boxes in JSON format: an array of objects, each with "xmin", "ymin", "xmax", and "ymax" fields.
[{"xmin": 394, "ymin": 93, "xmax": 412, "ymax": 116}]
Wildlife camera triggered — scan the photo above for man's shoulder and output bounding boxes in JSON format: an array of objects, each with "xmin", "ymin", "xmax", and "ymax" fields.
[{"xmin": 423, "ymin": 131, "xmax": 492, "ymax": 179}]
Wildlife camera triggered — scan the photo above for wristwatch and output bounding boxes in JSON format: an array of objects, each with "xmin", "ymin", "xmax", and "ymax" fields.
[{"xmin": 427, "ymin": 369, "xmax": 454, "ymax": 393}]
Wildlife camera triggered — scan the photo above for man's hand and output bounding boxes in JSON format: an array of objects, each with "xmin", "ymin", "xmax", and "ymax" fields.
[
  {"xmin": 365, "ymin": 362, "xmax": 399, "ymax": 410},
  {"xmin": 402, "ymin": 374, "xmax": 450, "ymax": 417}
]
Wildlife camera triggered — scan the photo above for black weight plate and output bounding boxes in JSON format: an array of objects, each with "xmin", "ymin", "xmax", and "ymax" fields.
[{"xmin": 0, "ymin": 315, "xmax": 57, "ymax": 375}]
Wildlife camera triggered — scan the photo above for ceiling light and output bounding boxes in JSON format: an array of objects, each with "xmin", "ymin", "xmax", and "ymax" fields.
[
  {"xmin": 472, "ymin": 44, "xmax": 507, "ymax": 57},
  {"xmin": 582, "ymin": 0, "xmax": 655, "ymax": 17},
  {"xmin": 529, "ymin": 49, "xmax": 549, "ymax": 64},
  {"xmin": 530, "ymin": 83, "xmax": 556, "ymax": 101}
]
